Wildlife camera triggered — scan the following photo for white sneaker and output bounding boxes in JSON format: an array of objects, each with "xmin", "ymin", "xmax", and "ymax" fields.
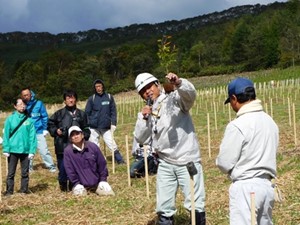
[{"xmin": 49, "ymin": 168, "xmax": 57, "ymax": 173}]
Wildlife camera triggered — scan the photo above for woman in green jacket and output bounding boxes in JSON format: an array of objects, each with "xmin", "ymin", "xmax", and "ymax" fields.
[{"xmin": 2, "ymin": 98, "xmax": 37, "ymax": 196}]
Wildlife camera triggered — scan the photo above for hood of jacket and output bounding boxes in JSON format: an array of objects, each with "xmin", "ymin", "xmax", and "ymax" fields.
[
  {"xmin": 27, "ymin": 90, "xmax": 37, "ymax": 106},
  {"xmin": 30, "ymin": 90, "xmax": 36, "ymax": 101},
  {"xmin": 93, "ymin": 79, "xmax": 105, "ymax": 93}
]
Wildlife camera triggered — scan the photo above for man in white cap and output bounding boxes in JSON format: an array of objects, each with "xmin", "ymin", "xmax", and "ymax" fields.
[
  {"xmin": 134, "ymin": 72, "xmax": 206, "ymax": 225},
  {"xmin": 216, "ymin": 77, "xmax": 279, "ymax": 225},
  {"xmin": 64, "ymin": 125, "xmax": 114, "ymax": 196}
]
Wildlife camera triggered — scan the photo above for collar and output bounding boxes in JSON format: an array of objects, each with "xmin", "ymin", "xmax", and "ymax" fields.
[
  {"xmin": 72, "ymin": 142, "xmax": 85, "ymax": 152},
  {"xmin": 152, "ymin": 93, "xmax": 167, "ymax": 118},
  {"xmin": 236, "ymin": 99, "xmax": 263, "ymax": 117}
]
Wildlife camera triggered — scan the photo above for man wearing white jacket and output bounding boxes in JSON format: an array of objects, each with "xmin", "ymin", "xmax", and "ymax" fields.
[
  {"xmin": 216, "ymin": 77, "xmax": 279, "ymax": 225},
  {"xmin": 134, "ymin": 72, "xmax": 206, "ymax": 225}
]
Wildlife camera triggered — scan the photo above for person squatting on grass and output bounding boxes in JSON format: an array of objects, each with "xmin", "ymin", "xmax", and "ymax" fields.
[
  {"xmin": 216, "ymin": 77, "xmax": 279, "ymax": 225},
  {"xmin": 130, "ymin": 136, "xmax": 158, "ymax": 178},
  {"xmin": 64, "ymin": 126, "xmax": 114, "ymax": 196},
  {"xmin": 134, "ymin": 72, "xmax": 206, "ymax": 225},
  {"xmin": 48, "ymin": 90, "xmax": 90, "ymax": 192},
  {"xmin": 2, "ymin": 98, "xmax": 37, "ymax": 196},
  {"xmin": 21, "ymin": 88, "xmax": 56, "ymax": 173},
  {"xmin": 85, "ymin": 79, "xmax": 125, "ymax": 164}
]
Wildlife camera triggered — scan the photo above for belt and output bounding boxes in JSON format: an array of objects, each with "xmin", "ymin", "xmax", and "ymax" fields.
[
  {"xmin": 233, "ymin": 174, "xmax": 273, "ymax": 182},
  {"xmin": 256, "ymin": 174, "xmax": 272, "ymax": 180}
]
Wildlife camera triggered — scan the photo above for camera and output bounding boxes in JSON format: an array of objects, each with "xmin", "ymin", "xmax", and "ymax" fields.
[{"xmin": 59, "ymin": 127, "xmax": 68, "ymax": 137}]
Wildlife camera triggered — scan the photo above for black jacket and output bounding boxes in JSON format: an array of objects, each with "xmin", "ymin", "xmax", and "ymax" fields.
[{"xmin": 48, "ymin": 107, "xmax": 90, "ymax": 155}]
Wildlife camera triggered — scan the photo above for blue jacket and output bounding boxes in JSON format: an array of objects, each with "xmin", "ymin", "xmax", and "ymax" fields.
[
  {"xmin": 85, "ymin": 80, "xmax": 117, "ymax": 130},
  {"xmin": 64, "ymin": 141, "xmax": 108, "ymax": 187},
  {"xmin": 26, "ymin": 91, "xmax": 48, "ymax": 134}
]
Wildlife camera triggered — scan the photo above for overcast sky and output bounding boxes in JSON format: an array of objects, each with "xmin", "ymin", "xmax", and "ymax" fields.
[{"xmin": 0, "ymin": 0, "xmax": 287, "ymax": 34}]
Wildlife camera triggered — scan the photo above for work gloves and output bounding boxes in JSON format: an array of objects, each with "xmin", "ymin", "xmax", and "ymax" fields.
[
  {"xmin": 73, "ymin": 184, "xmax": 87, "ymax": 196},
  {"xmin": 110, "ymin": 125, "xmax": 116, "ymax": 133},
  {"xmin": 28, "ymin": 154, "xmax": 35, "ymax": 160},
  {"xmin": 98, "ymin": 181, "xmax": 112, "ymax": 192},
  {"xmin": 43, "ymin": 130, "xmax": 49, "ymax": 136}
]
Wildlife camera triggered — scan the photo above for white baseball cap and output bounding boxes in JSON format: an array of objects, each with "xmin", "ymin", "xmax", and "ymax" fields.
[{"xmin": 68, "ymin": 126, "xmax": 82, "ymax": 136}]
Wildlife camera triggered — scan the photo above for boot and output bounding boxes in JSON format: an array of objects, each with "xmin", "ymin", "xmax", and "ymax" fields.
[
  {"xmin": 68, "ymin": 181, "xmax": 74, "ymax": 192},
  {"xmin": 114, "ymin": 150, "xmax": 125, "ymax": 164},
  {"xmin": 191, "ymin": 211, "xmax": 206, "ymax": 225},
  {"xmin": 59, "ymin": 181, "xmax": 68, "ymax": 192},
  {"xmin": 158, "ymin": 215, "xmax": 174, "ymax": 225}
]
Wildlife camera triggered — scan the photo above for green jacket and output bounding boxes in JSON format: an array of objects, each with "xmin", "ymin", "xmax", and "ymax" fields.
[{"xmin": 3, "ymin": 111, "xmax": 37, "ymax": 154}]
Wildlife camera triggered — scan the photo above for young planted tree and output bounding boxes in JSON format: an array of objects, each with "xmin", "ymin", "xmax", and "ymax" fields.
[{"xmin": 157, "ymin": 35, "xmax": 178, "ymax": 74}]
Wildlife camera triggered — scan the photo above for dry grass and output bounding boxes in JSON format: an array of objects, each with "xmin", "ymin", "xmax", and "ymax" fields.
[{"xmin": 1, "ymin": 71, "xmax": 300, "ymax": 225}]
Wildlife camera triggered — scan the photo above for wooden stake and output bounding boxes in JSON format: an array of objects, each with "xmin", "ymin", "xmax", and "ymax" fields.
[
  {"xmin": 103, "ymin": 139, "xmax": 107, "ymax": 159},
  {"xmin": 125, "ymin": 135, "xmax": 131, "ymax": 187},
  {"xmin": 264, "ymin": 103, "xmax": 268, "ymax": 115},
  {"xmin": 6, "ymin": 157, "xmax": 8, "ymax": 177},
  {"xmin": 111, "ymin": 129, "xmax": 115, "ymax": 174},
  {"xmin": 293, "ymin": 103, "xmax": 297, "ymax": 146},
  {"xmin": 0, "ymin": 155, "xmax": 2, "ymax": 202},
  {"xmin": 207, "ymin": 113, "xmax": 211, "ymax": 158},
  {"xmin": 250, "ymin": 192, "xmax": 256, "ymax": 225},
  {"xmin": 270, "ymin": 98, "xmax": 273, "ymax": 118},
  {"xmin": 143, "ymin": 144, "xmax": 150, "ymax": 199},
  {"xmin": 213, "ymin": 102, "xmax": 217, "ymax": 130},
  {"xmin": 288, "ymin": 97, "xmax": 292, "ymax": 126},
  {"xmin": 228, "ymin": 103, "xmax": 231, "ymax": 122},
  {"xmin": 187, "ymin": 162, "xmax": 197, "ymax": 225},
  {"xmin": 190, "ymin": 177, "xmax": 196, "ymax": 225}
]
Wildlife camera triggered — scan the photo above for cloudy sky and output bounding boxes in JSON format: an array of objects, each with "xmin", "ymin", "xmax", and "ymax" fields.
[{"xmin": 0, "ymin": 0, "xmax": 287, "ymax": 34}]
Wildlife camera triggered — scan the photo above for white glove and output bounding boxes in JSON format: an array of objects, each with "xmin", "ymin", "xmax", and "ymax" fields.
[
  {"xmin": 28, "ymin": 154, "xmax": 34, "ymax": 160},
  {"xmin": 73, "ymin": 184, "xmax": 87, "ymax": 196},
  {"xmin": 43, "ymin": 130, "xmax": 49, "ymax": 136},
  {"xmin": 3, "ymin": 152, "xmax": 10, "ymax": 157},
  {"xmin": 110, "ymin": 125, "xmax": 116, "ymax": 133},
  {"xmin": 0, "ymin": 136, "xmax": 3, "ymax": 145},
  {"xmin": 98, "ymin": 181, "xmax": 112, "ymax": 192}
]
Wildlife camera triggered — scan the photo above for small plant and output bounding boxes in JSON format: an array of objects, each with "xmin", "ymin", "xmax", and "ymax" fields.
[{"xmin": 157, "ymin": 35, "xmax": 178, "ymax": 73}]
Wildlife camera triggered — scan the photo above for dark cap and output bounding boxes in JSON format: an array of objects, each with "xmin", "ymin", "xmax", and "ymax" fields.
[{"xmin": 224, "ymin": 77, "xmax": 254, "ymax": 104}]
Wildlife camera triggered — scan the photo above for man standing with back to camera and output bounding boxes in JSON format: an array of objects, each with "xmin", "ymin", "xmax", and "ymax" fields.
[
  {"xmin": 216, "ymin": 77, "xmax": 279, "ymax": 225},
  {"xmin": 21, "ymin": 88, "xmax": 56, "ymax": 173},
  {"xmin": 134, "ymin": 72, "xmax": 206, "ymax": 225},
  {"xmin": 85, "ymin": 79, "xmax": 125, "ymax": 164}
]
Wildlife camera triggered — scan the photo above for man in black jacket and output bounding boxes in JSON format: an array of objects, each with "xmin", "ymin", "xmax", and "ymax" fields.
[
  {"xmin": 85, "ymin": 79, "xmax": 124, "ymax": 164},
  {"xmin": 48, "ymin": 90, "xmax": 90, "ymax": 191}
]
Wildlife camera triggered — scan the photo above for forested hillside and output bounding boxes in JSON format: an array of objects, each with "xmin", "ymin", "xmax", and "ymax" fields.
[{"xmin": 0, "ymin": 0, "xmax": 299, "ymax": 109}]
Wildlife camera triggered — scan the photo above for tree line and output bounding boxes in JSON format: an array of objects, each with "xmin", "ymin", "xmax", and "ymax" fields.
[{"xmin": 0, "ymin": 0, "xmax": 299, "ymax": 109}]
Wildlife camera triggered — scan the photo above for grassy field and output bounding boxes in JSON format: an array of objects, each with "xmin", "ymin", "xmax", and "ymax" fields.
[{"xmin": 0, "ymin": 67, "xmax": 300, "ymax": 225}]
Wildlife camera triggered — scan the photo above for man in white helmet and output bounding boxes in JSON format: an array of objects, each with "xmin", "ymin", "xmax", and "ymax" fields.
[{"xmin": 134, "ymin": 72, "xmax": 206, "ymax": 225}]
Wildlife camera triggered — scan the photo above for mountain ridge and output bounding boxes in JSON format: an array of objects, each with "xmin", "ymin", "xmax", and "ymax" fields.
[{"xmin": 0, "ymin": 2, "xmax": 285, "ymax": 45}]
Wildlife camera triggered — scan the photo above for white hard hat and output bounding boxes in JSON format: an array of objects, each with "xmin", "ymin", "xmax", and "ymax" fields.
[{"xmin": 135, "ymin": 73, "xmax": 158, "ymax": 93}]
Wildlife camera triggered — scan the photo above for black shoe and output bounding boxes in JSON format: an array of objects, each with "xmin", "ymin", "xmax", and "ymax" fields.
[
  {"xmin": 59, "ymin": 182, "xmax": 68, "ymax": 192},
  {"xmin": 4, "ymin": 191, "xmax": 13, "ymax": 197},
  {"xmin": 190, "ymin": 211, "xmax": 206, "ymax": 225},
  {"xmin": 18, "ymin": 190, "xmax": 31, "ymax": 194},
  {"xmin": 133, "ymin": 169, "xmax": 143, "ymax": 178},
  {"xmin": 114, "ymin": 150, "xmax": 125, "ymax": 164},
  {"xmin": 158, "ymin": 215, "xmax": 174, "ymax": 225},
  {"xmin": 117, "ymin": 160, "xmax": 125, "ymax": 164}
]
